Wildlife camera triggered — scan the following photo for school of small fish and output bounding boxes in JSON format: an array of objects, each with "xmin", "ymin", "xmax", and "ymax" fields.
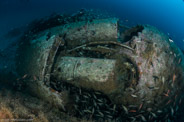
[{"xmin": 48, "ymin": 76, "xmax": 183, "ymax": 121}]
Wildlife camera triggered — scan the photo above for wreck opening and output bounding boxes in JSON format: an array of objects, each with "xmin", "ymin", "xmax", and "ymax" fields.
[{"xmin": 119, "ymin": 25, "xmax": 144, "ymax": 42}]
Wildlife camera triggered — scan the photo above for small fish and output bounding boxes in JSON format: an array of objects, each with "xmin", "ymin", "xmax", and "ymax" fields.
[
  {"xmin": 84, "ymin": 110, "xmax": 91, "ymax": 113},
  {"xmin": 112, "ymin": 104, "xmax": 116, "ymax": 111},
  {"xmin": 163, "ymin": 90, "xmax": 170, "ymax": 97},
  {"xmin": 148, "ymin": 115, "xmax": 153, "ymax": 121},
  {"xmin": 129, "ymin": 110, "xmax": 137, "ymax": 113},
  {"xmin": 162, "ymin": 76, "xmax": 165, "ymax": 84},
  {"xmin": 22, "ymin": 74, "xmax": 28, "ymax": 79},
  {"xmin": 136, "ymin": 40, "xmax": 142, "ymax": 43},
  {"xmin": 178, "ymin": 58, "xmax": 181, "ymax": 65},
  {"xmin": 98, "ymin": 111, "xmax": 104, "ymax": 117},
  {"xmin": 146, "ymin": 101, "xmax": 151, "ymax": 104},
  {"xmin": 66, "ymin": 78, "xmax": 73, "ymax": 80},
  {"xmin": 124, "ymin": 62, "xmax": 130, "ymax": 66},
  {"xmin": 140, "ymin": 115, "xmax": 146, "ymax": 122},
  {"xmin": 179, "ymin": 98, "xmax": 182, "ymax": 104},
  {"xmin": 138, "ymin": 103, "xmax": 143, "ymax": 111},
  {"xmin": 93, "ymin": 94, "xmax": 97, "ymax": 99},
  {"xmin": 97, "ymin": 99, "xmax": 103, "ymax": 103},
  {"xmin": 92, "ymin": 108, "xmax": 95, "ymax": 114},
  {"xmin": 104, "ymin": 110, "xmax": 111, "ymax": 114},
  {"xmin": 122, "ymin": 105, "xmax": 128, "ymax": 114},
  {"xmin": 157, "ymin": 110, "xmax": 163, "ymax": 113},
  {"xmin": 74, "ymin": 105, "xmax": 78, "ymax": 109},
  {"xmin": 174, "ymin": 53, "xmax": 176, "ymax": 57},
  {"xmin": 175, "ymin": 106, "xmax": 179, "ymax": 112},
  {"xmin": 95, "ymin": 91, "xmax": 101, "ymax": 95},
  {"xmin": 129, "ymin": 105, "xmax": 137, "ymax": 108},
  {"xmin": 50, "ymin": 88, "xmax": 56, "ymax": 93},
  {"xmin": 171, "ymin": 107, "xmax": 174, "ymax": 116},
  {"xmin": 79, "ymin": 52, "xmax": 83, "ymax": 55},
  {"xmin": 169, "ymin": 39, "xmax": 173, "ymax": 43},
  {"xmin": 87, "ymin": 93, "xmax": 91, "ymax": 97},
  {"xmin": 131, "ymin": 94, "xmax": 138, "ymax": 98},
  {"xmin": 154, "ymin": 87, "xmax": 159, "ymax": 90},
  {"xmin": 83, "ymin": 100, "xmax": 88, "ymax": 103},
  {"xmin": 83, "ymin": 95, "xmax": 88, "ymax": 99},
  {"xmin": 172, "ymin": 74, "xmax": 176, "ymax": 84},
  {"xmin": 93, "ymin": 100, "xmax": 97, "ymax": 107},
  {"xmin": 129, "ymin": 88, "xmax": 135, "ymax": 92},
  {"xmin": 166, "ymin": 100, "xmax": 171, "ymax": 105},
  {"xmin": 95, "ymin": 114, "xmax": 101, "ymax": 117},
  {"xmin": 151, "ymin": 112, "xmax": 157, "ymax": 118},
  {"xmin": 106, "ymin": 115, "xmax": 113, "ymax": 119},
  {"xmin": 75, "ymin": 95, "xmax": 80, "ymax": 102},
  {"xmin": 129, "ymin": 117, "xmax": 136, "ymax": 122}
]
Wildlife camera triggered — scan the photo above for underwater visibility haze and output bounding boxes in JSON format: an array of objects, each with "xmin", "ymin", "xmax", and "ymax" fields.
[{"xmin": 0, "ymin": 0, "xmax": 184, "ymax": 121}]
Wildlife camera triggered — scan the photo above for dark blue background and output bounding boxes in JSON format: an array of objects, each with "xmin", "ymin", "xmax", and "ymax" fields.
[{"xmin": 0, "ymin": 0, "xmax": 184, "ymax": 50}]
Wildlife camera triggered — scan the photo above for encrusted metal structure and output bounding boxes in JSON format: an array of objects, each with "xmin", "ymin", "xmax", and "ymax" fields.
[{"xmin": 1, "ymin": 16, "xmax": 184, "ymax": 121}]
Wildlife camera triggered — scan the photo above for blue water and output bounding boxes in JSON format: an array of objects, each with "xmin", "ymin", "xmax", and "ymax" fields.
[{"xmin": 0, "ymin": 0, "xmax": 184, "ymax": 50}]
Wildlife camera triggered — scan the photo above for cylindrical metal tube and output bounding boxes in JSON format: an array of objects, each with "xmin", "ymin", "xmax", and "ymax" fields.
[
  {"xmin": 62, "ymin": 18, "xmax": 119, "ymax": 48},
  {"xmin": 52, "ymin": 56, "xmax": 116, "ymax": 92}
]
